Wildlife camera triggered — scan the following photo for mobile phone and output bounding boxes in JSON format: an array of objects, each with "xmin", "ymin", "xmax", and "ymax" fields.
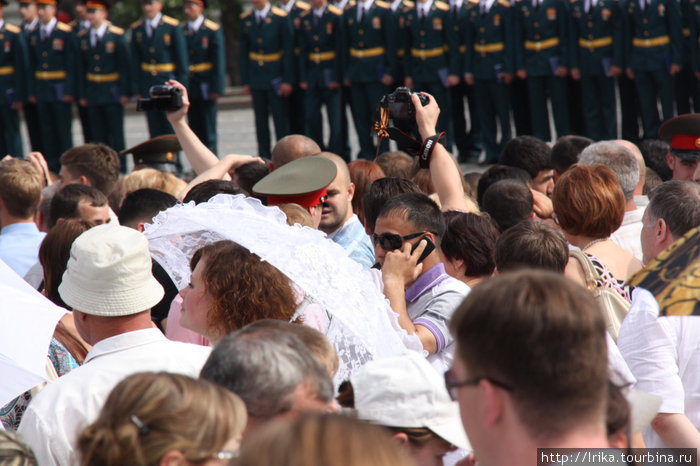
[{"xmin": 411, "ymin": 236, "xmax": 435, "ymax": 264}]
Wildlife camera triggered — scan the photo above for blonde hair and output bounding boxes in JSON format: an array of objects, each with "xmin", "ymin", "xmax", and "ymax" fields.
[
  {"xmin": 0, "ymin": 431, "xmax": 37, "ymax": 466},
  {"xmin": 236, "ymin": 413, "xmax": 413, "ymax": 466},
  {"xmin": 77, "ymin": 372, "xmax": 246, "ymax": 466},
  {"xmin": 122, "ymin": 169, "xmax": 187, "ymax": 198},
  {"xmin": 0, "ymin": 159, "xmax": 43, "ymax": 218},
  {"xmin": 279, "ymin": 203, "xmax": 315, "ymax": 228}
]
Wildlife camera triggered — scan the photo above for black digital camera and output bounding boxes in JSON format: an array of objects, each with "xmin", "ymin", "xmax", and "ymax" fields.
[
  {"xmin": 383, "ymin": 86, "xmax": 429, "ymax": 134},
  {"xmin": 136, "ymin": 85, "xmax": 183, "ymax": 112}
]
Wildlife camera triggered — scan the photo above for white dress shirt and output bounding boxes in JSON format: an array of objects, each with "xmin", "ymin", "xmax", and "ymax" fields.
[
  {"xmin": 618, "ymin": 288, "xmax": 700, "ymax": 448},
  {"xmin": 256, "ymin": 3, "xmax": 272, "ymax": 23},
  {"xmin": 18, "ymin": 329, "xmax": 211, "ymax": 466},
  {"xmin": 357, "ymin": 0, "xmax": 374, "ymax": 20},
  {"xmin": 187, "ymin": 14, "xmax": 204, "ymax": 34},
  {"xmin": 611, "ymin": 207, "xmax": 644, "ymax": 263}
]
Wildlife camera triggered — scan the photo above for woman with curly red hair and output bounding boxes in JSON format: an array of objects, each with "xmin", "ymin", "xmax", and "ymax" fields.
[{"xmin": 179, "ymin": 240, "xmax": 299, "ymax": 343}]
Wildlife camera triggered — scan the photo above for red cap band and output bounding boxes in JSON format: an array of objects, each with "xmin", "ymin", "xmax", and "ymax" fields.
[
  {"xmin": 266, "ymin": 188, "xmax": 328, "ymax": 208},
  {"xmin": 670, "ymin": 134, "xmax": 700, "ymax": 150},
  {"xmin": 36, "ymin": 0, "xmax": 57, "ymax": 5}
]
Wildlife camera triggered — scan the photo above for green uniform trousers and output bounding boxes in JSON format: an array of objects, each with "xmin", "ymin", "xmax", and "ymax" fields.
[
  {"xmin": 474, "ymin": 79, "xmax": 510, "ymax": 163},
  {"xmin": 634, "ymin": 69, "xmax": 673, "ymax": 139},
  {"xmin": 580, "ymin": 75, "xmax": 616, "ymax": 141},
  {"xmin": 252, "ymin": 88, "xmax": 289, "ymax": 158},
  {"xmin": 37, "ymin": 101, "xmax": 73, "ymax": 172},
  {"xmin": 305, "ymin": 87, "xmax": 343, "ymax": 155},
  {"xmin": 527, "ymin": 75, "xmax": 570, "ymax": 141},
  {"xmin": 188, "ymin": 98, "xmax": 218, "ymax": 155},
  {"xmin": 0, "ymin": 105, "xmax": 22, "ymax": 158}
]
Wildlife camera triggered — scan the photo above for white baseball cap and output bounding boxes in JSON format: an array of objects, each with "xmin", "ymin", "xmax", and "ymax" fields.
[
  {"xmin": 351, "ymin": 351, "xmax": 471, "ymax": 451},
  {"xmin": 59, "ymin": 224, "xmax": 164, "ymax": 316}
]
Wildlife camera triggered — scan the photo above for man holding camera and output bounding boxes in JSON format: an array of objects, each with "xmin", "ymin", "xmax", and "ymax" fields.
[
  {"xmin": 130, "ymin": 0, "xmax": 188, "ymax": 139},
  {"xmin": 76, "ymin": 0, "xmax": 130, "ymax": 156}
]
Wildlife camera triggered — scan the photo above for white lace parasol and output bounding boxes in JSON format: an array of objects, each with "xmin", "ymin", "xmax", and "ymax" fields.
[{"xmin": 144, "ymin": 194, "xmax": 423, "ymax": 383}]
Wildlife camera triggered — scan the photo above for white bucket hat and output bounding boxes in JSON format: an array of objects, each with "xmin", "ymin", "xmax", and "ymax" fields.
[
  {"xmin": 59, "ymin": 224, "xmax": 164, "ymax": 316},
  {"xmin": 351, "ymin": 351, "xmax": 471, "ymax": 451}
]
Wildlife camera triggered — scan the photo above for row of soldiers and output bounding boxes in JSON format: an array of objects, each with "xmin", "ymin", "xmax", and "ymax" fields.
[
  {"xmin": 0, "ymin": 0, "xmax": 224, "ymax": 172},
  {"xmin": 241, "ymin": 0, "xmax": 699, "ymax": 162}
]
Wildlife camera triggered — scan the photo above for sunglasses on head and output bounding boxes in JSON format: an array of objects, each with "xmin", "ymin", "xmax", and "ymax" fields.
[{"xmin": 371, "ymin": 231, "xmax": 435, "ymax": 251}]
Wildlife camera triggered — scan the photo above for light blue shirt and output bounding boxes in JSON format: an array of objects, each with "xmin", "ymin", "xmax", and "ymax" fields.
[
  {"xmin": 0, "ymin": 223, "xmax": 46, "ymax": 278},
  {"xmin": 328, "ymin": 214, "xmax": 375, "ymax": 268}
]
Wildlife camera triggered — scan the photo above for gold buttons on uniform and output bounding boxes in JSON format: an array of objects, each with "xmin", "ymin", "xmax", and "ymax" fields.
[
  {"xmin": 258, "ymin": 38, "xmax": 263, "ymax": 43},
  {"xmin": 151, "ymin": 59, "xmax": 156, "ymax": 63},
  {"xmin": 588, "ymin": 34, "xmax": 593, "ymax": 39},
  {"xmin": 644, "ymin": 30, "xmax": 649, "ymax": 36},
  {"xmin": 42, "ymin": 63, "xmax": 48, "ymax": 69},
  {"xmin": 94, "ymin": 54, "xmax": 99, "ymax": 60},
  {"xmin": 149, "ymin": 47, "xmax": 155, "ymax": 53},
  {"xmin": 420, "ymin": 30, "xmax": 425, "ymax": 36},
  {"xmin": 420, "ymin": 43, "xmax": 426, "ymax": 48},
  {"xmin": 315, "ymin": 47, "xmax": 320, "ymax": 52},
  {"xmin": 643, "ymin": 18, "xmax": 648, "ymax": 23},
  {"xmin": 359, "ymin": 29, "xmax": 364, "ymax": 35},
  {"xmin": 359, "ymin": 41, "xmax": 364, "ymax": 47},
  {"xmin": 534, "ymin": 33, "xmax": 540, "ymax": 39},
  {"xmin": 480, "ymin": 27, "xmax": 485, "ymax": 32},
  {"xmin": 42, "ymin": 51, "xmax": 48, "ymax": 57},
  {"xmin": 587, "ymin": 21, "xmax": 592, "ymax": 27},
  {"xmin": 314, "ymin": 35, "xmax": 319, "ymax": 40},
  {"xmin": 95, "ymin": 66, "xmax": 100, "ymax": 72},
  {"xmin": 533, "ymin": 21, "xmax": 539, "ymax": 27}
]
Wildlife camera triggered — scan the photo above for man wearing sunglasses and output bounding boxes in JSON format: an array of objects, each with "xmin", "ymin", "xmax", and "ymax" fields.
[{"xmin": 375, "ymin": 191, "xmax": 469, "ymax": 374}]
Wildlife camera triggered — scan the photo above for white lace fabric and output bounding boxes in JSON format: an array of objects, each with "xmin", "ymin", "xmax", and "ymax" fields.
[{"xmin": 144, "ymin": 194, "xmax": 423, "ymax": 383}]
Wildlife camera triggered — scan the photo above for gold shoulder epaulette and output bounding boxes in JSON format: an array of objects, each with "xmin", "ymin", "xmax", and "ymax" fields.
[
  {"xmin": 4, "ymin": 23, "xmax": 21, "ymax": 34},
  {"xmin": 468, "ymin": 0, "xmax": 479, "ymax": 4},
  {"xmin": 347, "ymin": 1, "xmax": 357, "ymax": 9},
  {"xmin": 300, "ymin": 9, "xmax": 312, "ymax": 16},
  {"xmin": 272, "ymin": 6, "xmax": 289, "ymax": 16},
  {"xmin": 328, "ymin": 4, "xmax": 343, "ymax": 14},
  {"xmin": 204, "ymin": 19, "xmax": 220, "ymax": 30},
  {"xmin": 131, "ymin": 19, "xmax": 144, "ymax": 28},
  {"xmin": 162, "ymin": 15, "xmax": 180, "ymax": 26},
  {"xmin": 497, "ymin": 0, "xmax": 511, "ymax": 7},
  {"xmin": 434, "ymin": 1, "xmax": 449, "ymax": 10},
  {"xmin": 240, "ymin": 9, "xmax": 253, "ymax": 18},
  {"xmin": 68, "ymin": 20, "xmax": 77, "ymax": 27},
  {"xmin": 375, "ymin": 0, "xmax": 390, "ymax": 8},
  {"xmin": 56, "ymin": 22, "xmax": 72, "ymax": 32},
  {"xmin": 77, "ymin": 28, "xmax": 89, "ymax": 37},
  {"xmin": 297, "ymin": 1, "xmax": 312, "ymax": 10},
  {"xmin": 109, "ymin": 25, "xmax": 125, "ymax": 35},
  {"xmin": 404, "ymin": 0, "xmax": 415, "ymax": 6}
]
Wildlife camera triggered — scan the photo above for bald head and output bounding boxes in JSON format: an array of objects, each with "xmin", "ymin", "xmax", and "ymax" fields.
[
  {"xmin": 270, "ymin": 135, "xmax": 321, "ymax": 170},
  {"xmin": 615, "ymin": 140, "xmax": 645, "ymax": 197},
  {"xmin": 319, "ymin": 152, "xmax": 351, "ymax": 189},
  {"xmin": 316, "ymin": 153, "xmax": 355, "ymax": 234}
]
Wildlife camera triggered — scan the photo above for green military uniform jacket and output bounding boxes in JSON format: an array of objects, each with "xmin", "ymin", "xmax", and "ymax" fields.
[
  {"xmin": 27, "ymin": 21, "xmax": 76, "ymax": 101},
  {"xmin": 402, "ymin": 0, "xmax": 460, "ymax": 81},
  {"xmin": 76, "ymin": 24, "xmax": 131, "ymax": 104},
  {"xmin": 184, "ymin": 17, "xmax": 225, "ymax": 100},
  {"xmin": 624, "ymin": 0, "xmax": 681, "ymax": 70},
  {"xmin": 464, "ymin": 0, "xmax": 515, "ymax": 79},
  {"xmin": 514, "ymin": 0, "xmax": 571, "ymax": 75},
  {"xmin": 286, "ymin": 0, "xmax": 312, "ymax": 83},
  {"xmin": 298, "ymin": 4, "xmax": 345, "ymax": 88},
  {"xmin": 130, "ymin": 14, "xmax": 189, "ymax": 96},
  {"xmin": 239, "ymin": 6, "xmax": 295, "ymax": 90},
  {"xmin": 569, "ymin": 0, "xmax": 624, "ymax": 75},
  {"xmin": 343, "ymin": 0, "xmax": 398, "ymax": 83},
  {"xmin": 0, "ymin": 22, "xmax": 27, "ymax": 104},
  {"xmin": 393, "ymin": 0, "xmax": 416, "ymax": 81},
  {"xmin": 690, "ymin": 0, "xmax": 700, "ymax": 71}
]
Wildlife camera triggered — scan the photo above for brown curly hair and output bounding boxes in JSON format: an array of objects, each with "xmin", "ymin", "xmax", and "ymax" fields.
[{"xmin": 190, "ymin": 240, "xmax": 298, "ymax": 337}]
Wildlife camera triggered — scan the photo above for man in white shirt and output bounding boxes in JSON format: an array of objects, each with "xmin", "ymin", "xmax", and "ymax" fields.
[{"xmin": 18, "ymin": 224, "xmax": 211, "ymax": 466}]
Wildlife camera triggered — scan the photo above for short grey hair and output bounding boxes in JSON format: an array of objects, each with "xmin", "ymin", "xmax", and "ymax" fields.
[
  {"xmin": 579, "ymin": 141, "xmax": 640, "ymax": 200},
  {"xmin": 199, "ymin": 326, "xmax": 333, "ymax": 420},
  {"xmin": 646, "ymin": 181, "xmax": 700, "ymax": 239}
]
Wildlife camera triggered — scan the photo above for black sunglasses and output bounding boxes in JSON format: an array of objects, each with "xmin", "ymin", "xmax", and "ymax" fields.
[
  {"xmin": 371, "ymin": 231, "xmax": 435, "ymax": 251},
  {"xmin": 443, "ymin": 369, "xmax": 512, "ymax": 401}
]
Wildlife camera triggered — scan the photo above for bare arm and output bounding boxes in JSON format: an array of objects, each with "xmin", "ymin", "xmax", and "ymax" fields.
[
  {"xmin": 652, "ymin": 413, "xmax": 700, "ymax": 454},
  {"xmin": 180, "ymin": 154, "xmax": 264, "ymax": 200},
  {"xmin": 411, "ymin": 93, "xmax": 468, "ymax": 212}
]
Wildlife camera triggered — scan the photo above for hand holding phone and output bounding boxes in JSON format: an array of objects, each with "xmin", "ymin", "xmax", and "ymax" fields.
[{"xmin": 410, "ymin": 236, "xmax": 435, "ymax": 265}]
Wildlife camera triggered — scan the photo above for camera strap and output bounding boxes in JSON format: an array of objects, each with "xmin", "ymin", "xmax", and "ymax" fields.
[
  {"xmin": 372, "ymin": 95, "xmax": 423, "ymax": 159},
  {"xmin": 418, "ymin": 132, "xmax": 445, "ymax": 168}
]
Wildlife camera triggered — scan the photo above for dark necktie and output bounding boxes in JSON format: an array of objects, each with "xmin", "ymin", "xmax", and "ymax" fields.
[
  {"xmin": 359, "ymin": 5, "xmax": 365, "ymax": 22},
  {"xmin": 452, "ymin": 4, "xmax": 458, "ymax": 17}
]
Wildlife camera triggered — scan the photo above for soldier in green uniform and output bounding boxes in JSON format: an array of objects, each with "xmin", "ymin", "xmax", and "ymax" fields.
[
  {"xmin": 402, "ymin": 0, "xmax": 459, "ymax": 145},
  {"xmin": 0, "ymin": 0, "xmax": 27, "ymax": 157},
  {"xmin": 27, "ymin": 0, "xmax": 75, "ymax": 172},
  {"xmin": 514, "ymin": 0, "xmax": 571, "ymax": 142},
  {"xmin": 240, "ymin": 0, "xmax": 294, "ymax": 158},
  {"xmin": 675, "ymin": 0, "xmax": 697, "ymax": 114},
  {"xmin": 463, "ymin": 0, "xmax": 513, "ymax": 162},
  {"xmin": 624, "ymin": 0, "xmax": 681, "ymax": 138},
  {"xmin": 298, "ymin": 0, "xmax": 345, "ymax": 154},
  {"xmin": 130, "ymin": 0, "xmax": 189, "ymax": 139},
  {"xmin": 19, "ymin": 0, "xmax": 42, "ymax": 154},
  {"xmin": 280, "ymin": 0, "xmax": 310, "ymax": 135},
  {"xmin": 183, "ymin": 0, "xmax": 224, "ymax": 155},
  {"xmin": 71, "ymin": 0, "xmax": 92, "ymax": 143},
  {"xmin": 75, "ymin": 0, "xmax": 130, "ymax": 159},
  {"xmin": 569, "ymin": 0, "xmax": 623, "ymax": 140},
  {"xmin": 343, "ymin": 0, "xmax": 396, "ymax": 159}
]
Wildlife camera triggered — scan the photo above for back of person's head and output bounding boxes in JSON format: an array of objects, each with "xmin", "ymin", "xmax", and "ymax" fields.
[
  {"xmin": 451, "ymin": 270, "xmax": 608, "ymax": 440},
  {"xmin": 440, "ymin": 211, "xmax": 499, "ymax": 278},
  {"xmin": 481, "ymin": 180, "xmax": 533, "ymax": 232},
  {"xmin": 553, "ymin": 164, "xmax": 625, "ymax": 238},
  {"xmin": 578, "ymin": 141, "xmax": 640, "ymax": 200},
  {"xmin": 605, "ymin": 381, "xmax": 631, "ymax": 448},
  {"xmin": 236, "ymin": 413, "xmax": 413, "ymax": 466},
  {"xmin": 37, "ymin": 185, "xmax": 57, "ymax": 233},
  {"xmin": 117, "ymin": 188, "xmax": 177, "ymax": 230},
  {"xmin": 499, "ymin": 135, "xmax": 552, "ymax": 179},
  {"xmin": 638, "ymin": 139, "xmax": 673, "ymax": 181},
  {"xmin": 0, "ymin": 431, "xmax": 38, "ymax": 466},
  {"xmin": 412, "ymin": 168, "xmax": 435, "ymax": 195},
  {"xmin": 378, "ymin": 192, "xmax": 446, "ymax": 242},
  {"xmin": 476, "ymin": 165, "xmax": 533, "ymax": 206},
  {"xmin": 270, "ymin": 135, "xmax": 321, "ymax": 169},
  {"xmin": 243, "ymin": 320, "xmax": 339, "ymax": 377},
  {"xmin": 362, "ymin": 177, "xmax": 422, "ymax": 234},
  {"xmin": 77, "ymin": 372, "xmax": 246, "ymax": 466},
  {"xmin": 376, "ymin": 151, "xmax": 414, "ymax": 179},
  {"xmin": 182, "ymin": 180, "xmax": 242, "ymax": 204},
  {"xmin": 347, "ymin": 160, "xmax": 386, "ymax": 225},
  {"xmin": 39, "ymin": 218, "xmax": 94, "ymax": 309},
  {"xmin": 463, "ymin": 172, "xmax": 481, "ymax": 201},
  {"xmin": 550, "ymin": 135, "xmax": 593, "ymax": 176},
  {"xmin": 200, "ymin": 326, "xmax": 334, "ymax": 422},
  {"xmin": 0, "ymin": 159, "xmax": 43, "ymax": 220},
  {"xmin": 495, "ymin": 221, "xmax": 568, "ymax": 273},
  {"xmin": 643, "ymin": 167, "xmax": 663, "ymax": 195},
  {"xmin": 646, "ymin": 181, "xmax": 700, "ymax": 239},
  {"xmin": 279, "ymin": 203, "xmax": 315, "ymax": 228},
  {"xmin": 59, "ymin": 144, "xmax": 120, "ymax": 196},
  {"xmin": 122, "ymin": 168, "xmax": 187, "ymax": 198},
  {"xmin": 235, "ymin": 161, "xmax": 270, "ymax": 196},
  {"xmin": 49, "ymin": 184, "xmax": 109, "ymax": 228}
]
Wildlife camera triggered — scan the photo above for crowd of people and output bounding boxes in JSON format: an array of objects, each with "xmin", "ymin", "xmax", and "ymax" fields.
[{"xmin": 0, "ymin": 51, "xmax": 699, "ymax": 466}]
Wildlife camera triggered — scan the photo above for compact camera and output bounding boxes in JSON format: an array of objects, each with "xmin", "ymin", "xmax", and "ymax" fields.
[{"xmin": 136, "ymin": 85, "xmax": 183, "ymax": 112}]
